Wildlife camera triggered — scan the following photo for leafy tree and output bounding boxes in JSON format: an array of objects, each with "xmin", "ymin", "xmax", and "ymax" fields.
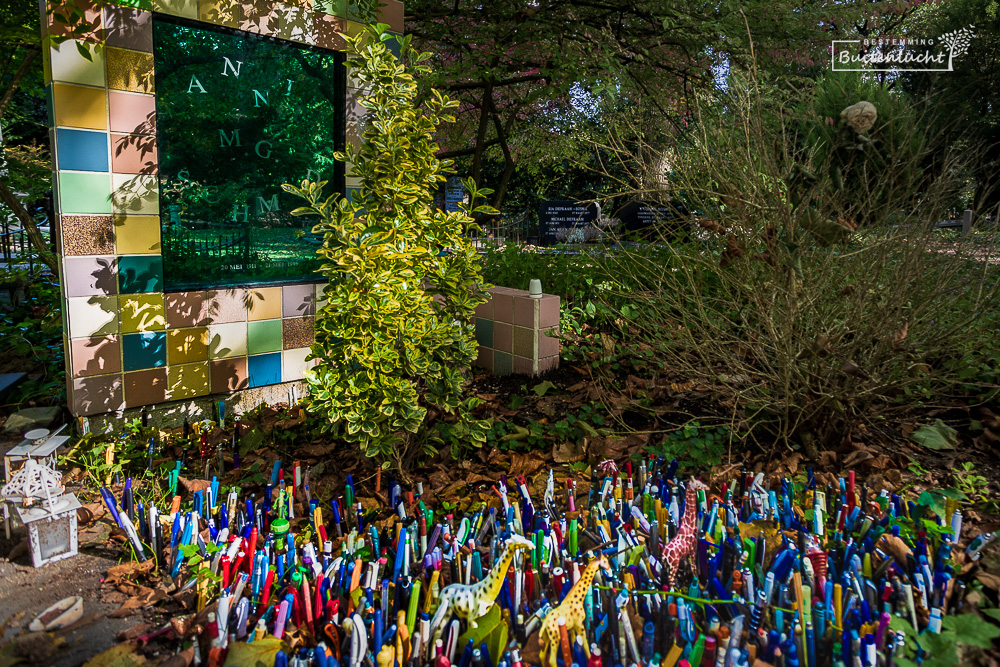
[{"xmin": 285, "ymin": 24, "xmax": 493, "ymax": 471}]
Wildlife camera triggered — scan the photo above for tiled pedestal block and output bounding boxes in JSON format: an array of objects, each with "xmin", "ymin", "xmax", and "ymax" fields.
[{"xmin": 473, "ymin": 287, "xmax": 560, "ymax": 377}]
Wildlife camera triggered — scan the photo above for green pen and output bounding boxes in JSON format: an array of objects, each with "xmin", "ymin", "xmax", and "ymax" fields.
[
  {"xmin": 568, "ymin": 518, "xmax": 578, "ymax": 556},
  {"xmin": 533, "ymin": 530, "xmax": 544, "ymax": 569},
  {"xmin": 407, "ymin": 580, "xmax": 420, "ymax": 635},
  {"xmin": 688, "ymin": 633, "xmax": 706, "ymax": 667}
]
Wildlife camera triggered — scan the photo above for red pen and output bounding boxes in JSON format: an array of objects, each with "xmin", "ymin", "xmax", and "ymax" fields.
[
  {"xmin": 247, "ymin": 529, "xmax": 257, "ymax": 571},
  {"xmin": 231, "ymin": 551, "xmax": 246, "ymax": 582},
  {"xmin": 847, "ymin": 471, "xmax": 856, "ymax": 511},
  {"xmin": 318, "ymin": 523, "xmax": 328, "ymax": 545},
  {"xmin": 314, "ymin": 573, "xmax": 325, "ymax": 625},
  {"xmin": 302, "ymin": 576, "xmax": 313, "ymax": 626},
  {"xmin": 261, "ymin": 569, "xmax": 275, "ymax": 609},
  {"xmin": 220, "ymin": 555, "xmax": 231, "ymax": 589}
]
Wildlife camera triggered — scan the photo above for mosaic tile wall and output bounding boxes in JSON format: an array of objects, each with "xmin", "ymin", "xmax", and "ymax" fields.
[
  {"xmin": 474, "ymin": 288, "xmax": 560, "ymax": 377},
  {"xmin": 43, "ymin": 0, "xmax": 403, "ymax": 416}
]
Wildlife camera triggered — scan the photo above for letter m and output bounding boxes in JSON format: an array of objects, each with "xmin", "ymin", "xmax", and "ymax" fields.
[{"xmin": 219, "ymin": 129, "xmax": 242, "ymax": 147}]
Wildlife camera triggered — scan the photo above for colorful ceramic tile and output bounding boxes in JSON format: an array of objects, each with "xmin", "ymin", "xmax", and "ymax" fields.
[
  {"xmin": 208, "ymin": 322, "xmax": 248, "ymax": 359},
  {"xmin": 248, "ymin": 319, "xmax": 282, "ymax": 354},
  {"xmin": 168, "ymin": 362, "xmax": 210, "ymax": 400},
  {"xmin": 110, "ymin": 133, "xmax": 157, "ymax": 174},
  {"xmin": 123, "ymin": 368, "xmax": 168, "ymax": 406},
  {"xmin": 112, "ymin": 173, "xmax": 158, "ymax": 215},
  {"xmin": 49, "ymin": 41, "xmax": 106, "ymax": 87},
  {"xmin": 248, "ymin": 352, "xmax": 281, "ymax": 388},
  {"xmin": 113, "ymin": 0, "xmax": 153, "ymax": 10},
  {"xmin": 56, "ymin": 128, "xmax": 109, "ymax": 172},
  {"xmin": 165, "ymin": 291, "xmax": 210, "ymax": 328},
  {"xmin": 493, "ymin": 350, "xmax": 512, "ymax": 377},
  {"xmin": 63, "ymin": 255, "xmax": 117, "ymax": 297},
  {"xmin": 117, "ymin": 254, "xmax": 163, "ymax": 293},
  {"xmin": 206, "ymin": 288, "xmax": 248, "ymax": 324},
  {"xmin": 121, "ymin": 330, "xmax": 166, "ymax": 370},
  {"xmin": 282, "ymin": 316, "xmax": 314, "ymax": 349},
  {"xmin": 199, "ymin": 0, "xmax": 241, "ymax": 27},
  {"xmin": 281, "ymin": 283, "xmax": 315, "ymax": 317},
  {"xmin": 474, "ymin": 297, "xmax": 493, "ymax": 320},
  {"xmin": 106, "ymin": 47, "xmax": 155, "ymax": 93},
  {"xmin": 52, "ymin": 83, "xmax": 107, "ymax": 130},
  {"xmin": 512, "ymin": 325, "xmax": 534, "ymax": 358},
  {"xmin": 167, "ymin": 327, "xmax": 209, "ymax": 364},
  {"xmin": 113, "ymin": 214, "xmax": 160, "ymax": 254},
  {"xmin": 475, "ymin": 318, "xmax": 493, "ymax": 347},
  {"xmin": 58, "ymin": 171, "xmax": 112, "ymax": 214},
  {"xmin": 104, "ymin": 6, "xmax": 153, "ymax": 52},
  {"xmin": 475, "ymin": 346, "xmax": 493, "ymax": 372},
  {"xmin": 71, "ymin": 373, "xmax": 124, "ymax": 416},
  {"xmin": 384, "ymin": 31, "xmax": 401, "ymax": 57},
  {"xmin": 343, "ymin": 19, "xmax": 364, "ymax": 38},
  {"xmin": 210, "ymin": 358, "xmax": 248, "ymax": 393},
  {"xmin": 512, "ymin": 295, "xmax": 536, "ymax": 328},
  {"xmin": 67, "ymin": 295, "xmax": 118, "ymax": 337},
  {"xmin": 120, "ymin": 293, "xmax": 165, "ymax": 332},
  {"xmin": 246, "ymin": 286, "xmax": 281, "ymax": 321},
  {"xmin": 47, "ymin": 0, "xmax": 104, "ymax": 42},
  {"xmin": 153, "ymin": 0, "xmax": 198, "ymax": 18},
  {"xmin": 512, "ymin": 355, "xmax": 533, "ymax": 376},
  {"xmin": 493, "ymin": 322, "xmax": 512, "ymax": 353},
  {"xmin": 491, "ymin": 290, "xmax": 514, "ymax": 323},
  {"xmin": 538, "ymin": 295, "xmax": 559, "ymax": 329},
  {"xmin": 271, "ymin": 4, "xmax": 312, "ymax": 42},
  {"xmin": 538, "ymin": 355, "xmax": 559, "ymax": 374},
  {"xmin": 281, "ymin": 347, "xmax": 314, "ymax": 381},
  {"xmin": 538, "ymin": 327, "xmax": 560, "ymax": 358},
  {"xmin": 108, "ymin": 90, "xmax": 156, "ymax": 134},
  {"xmin": 314, "ymin": 0, "xmax": 345, "ymax": 17},
  {"xmin": 378, "ymin": 0, "xmax": 403, "ymax": 32},
  {"xmin": 61, "ymin": 215, "xmax": 114, "ymax": 255},
  {"xmin": 70, "ymin": 335, "xmax": 121, "ymax": 377},
  {"xmin": 313, "ymin": 12, "xmax": 345, "ymax": 50},
  {"xmin": 314, "ymin": 282, "xmax": 328, "ymax": 309}
]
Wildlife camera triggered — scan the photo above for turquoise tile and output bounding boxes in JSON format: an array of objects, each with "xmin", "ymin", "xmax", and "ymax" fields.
[
  {"xmin": 58, "ymin": 171, "xmax": 112, "ymax": 214},
  {"xmin": 248, "ymin": 352, "xmax": 281, "ymax": 387},
  {"xmin": 56, "ymin": 128, "xmax": 109, "ymax": 172},
  {"xmin": 122, "ymin": 330, "xmax": 166, "ymax": 370},
  {"xmin": 118, "ymin": 254, "xmax": 163, "ymax": 293},
  {"xmin": 248, "ymin": 319, "xmax": 282, "ymax": 354},
  {"xmin": 475, "ymin": 317, "xmax": 493, "ymax": 347}
]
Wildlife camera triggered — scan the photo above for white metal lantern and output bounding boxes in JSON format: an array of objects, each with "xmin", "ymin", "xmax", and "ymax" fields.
[{"xmin": 2, "ymin": 459, "xmax": 80, "ymax": 567}]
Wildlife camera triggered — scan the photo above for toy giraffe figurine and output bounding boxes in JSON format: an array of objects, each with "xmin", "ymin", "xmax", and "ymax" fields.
[
  {"xmin": 539, "ymin": 555, "xmax": 611, "ymax": 667},
  {"xmin": 430, "ymin": 534, "xmax": 534, "ymax": 643},
  {"xmin": 662, "ymin": 478, "xmax": 708, "ymax": 589}
]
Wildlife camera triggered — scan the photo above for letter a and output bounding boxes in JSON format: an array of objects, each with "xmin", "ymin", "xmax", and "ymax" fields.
[{"xmin": 188, "ymin": 76, "xmax": 207, "ymax": 93}]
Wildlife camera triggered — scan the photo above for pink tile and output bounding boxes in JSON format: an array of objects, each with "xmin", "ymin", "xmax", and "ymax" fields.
[
  {"xmin": 48, "ymin": 0, "xmax": 104, "ymax": 42},
  {"xmin": 104, "ymin": 6, "xmax": 152, "ymax": 51},
  {"xmin": 493, "ymin": 322, "xmax": 512, "ymax": 353},
  {"xmin": 474, "ymin": 296, "xmax": 493, "ymax": 320},
  {"xmin": 111, "ymin": 133, "xmax": 157, "ymax": 174},
  {"xmin": 63, "ymin": 256, "xmax": 117, "ymax": 297},
  {"xmin": 207, "ymin": 288, "xmax": 248, "ymax": 324},
  {"xmin": 211, "ymin": 358, "xmax": 248, "ymax": 393},
  {"xmin": 108, "ymin": 91, "xmax": 156, "ymax": 134},
  {"xmin": 71, "ymin": 335, "xmax": 121, "ymax": 377},
  {"xmin": 282, "ymin": 283, "xmax": 315, "ymax": 317},
  {"xmin": 538, "ymin": 355, "xmax": 559, "ymax": 374},
  {"xmin": 538, "ymin": 326, "xmax": 560, "ymax": 358},
  {"xmin": 538, "ymin": 295, "xmax": 560, "ymax": 329},
  {"xmin": 512, "ymin": 355, "xmax": 533, "ymax": 376},
  {"xmin": 313, "ymin": 12, "xmax": 345, "ymax": 50},
  {"xmin": 474, "ymin": 346, "xmax": 493, "ymax": 372},
  {"xmin": 492, "ymin": 292, "xmax": 514, "ymax": 323},
  {"xmin": 379, "ymin": 0, "xmax": 403, "ymax": 31},
  {"xmin": 512, "ymin": 295, "xmax": 536, "ymax": 328},
  {"xmin": 165, "ymin": 291, "xmax": 209, "ymax": 328},
  {"xmin": 71, "ymin": 374, "xmax": 124, "ymax": 416},
  {"xmin": 123, "ymin": 368, "xmax": 168, "ymax": 407}
]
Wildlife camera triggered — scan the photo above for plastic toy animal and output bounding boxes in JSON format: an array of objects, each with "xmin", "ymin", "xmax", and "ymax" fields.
[
  {"xmin": 662, "ymin": 478, "xmax": 709, "ymax": 589},
  {"xmin": 539, "ymin": 555, "xmax": 611, "ymax": 667},
  {"xmin": 429, "ymin": 534, "xmax": 534, "ymax": 642}
]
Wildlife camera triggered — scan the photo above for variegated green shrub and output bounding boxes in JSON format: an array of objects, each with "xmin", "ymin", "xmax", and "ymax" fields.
[{"xmin": 283, "ymin": 24, "xmax": 493, "ymax": 466}]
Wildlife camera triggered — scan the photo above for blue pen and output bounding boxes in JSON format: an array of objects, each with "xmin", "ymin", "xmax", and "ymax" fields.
[
  {"xmin": 171, "ymin": 514, "xmax": 193, "ymax": 577},
  {"xmin": 270, "ymin": 461, "xmax": 281, "ymax": 486},
  {"xmin": 211, "ymin": 477, "xmax": 219, "ymax": 507},
  {"xmin": 100, "ymin": 487, "xmax": 123, "ymax": 528}
]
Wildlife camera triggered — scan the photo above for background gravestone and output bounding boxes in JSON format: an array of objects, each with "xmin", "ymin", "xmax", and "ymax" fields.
[{"xmin": 537, "ymin": 200, "xmax": 600, "ymax": 246}]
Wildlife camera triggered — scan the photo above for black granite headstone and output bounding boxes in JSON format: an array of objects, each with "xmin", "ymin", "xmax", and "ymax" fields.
[
  {"xmin": 616, "ymin": 200, "xmax": 687, "ymax": 233},
  {"xmin": 537, "ymin": 200, "xmax": 600, "ymax": 246}
]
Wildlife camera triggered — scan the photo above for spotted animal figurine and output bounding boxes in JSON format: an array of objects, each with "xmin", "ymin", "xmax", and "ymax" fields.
[
  {"xmin": 662, "ymin": 478, "xmax": 709, "ymax": 589},
  {"xmin": 429, "ymin": 534, "xmax": 535, "ymax": 643},
  {"xmin": 539, "ymin": 555, "xmax": 611, "ymax": 667}
]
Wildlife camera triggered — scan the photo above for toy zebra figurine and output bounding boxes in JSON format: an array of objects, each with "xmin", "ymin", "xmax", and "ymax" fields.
[{"xmin": 429, "ymin": 534, "xmax": 535, "ymax": 642}]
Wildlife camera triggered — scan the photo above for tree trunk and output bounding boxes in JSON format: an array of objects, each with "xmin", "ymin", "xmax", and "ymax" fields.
[{"xmin": 0, "ymin": 178, "xmax": 58, "ymax": 274}]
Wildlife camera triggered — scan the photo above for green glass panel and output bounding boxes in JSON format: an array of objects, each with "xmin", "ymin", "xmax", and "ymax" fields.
[{"xmin": 152, "ymin": 16, "xmax": 345, "ymax": 290}]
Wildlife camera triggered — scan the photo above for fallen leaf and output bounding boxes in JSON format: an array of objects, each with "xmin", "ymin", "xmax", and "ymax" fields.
[
  {"xmin": 223, "ymin": 636, "xmax": 288, "ymax": 667},
  {"xmin": 911, "ymin": 419, "xmax": 958, "ymax": 451},
  {"xmin": 82, "ymin": 644, "xmax": 145, "ymax": 666}
]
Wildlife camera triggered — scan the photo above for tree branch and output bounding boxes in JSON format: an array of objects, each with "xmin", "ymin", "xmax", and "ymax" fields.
[{"xmin": 0, "ymin": 177, "xmax": 58, "ymax": 274}]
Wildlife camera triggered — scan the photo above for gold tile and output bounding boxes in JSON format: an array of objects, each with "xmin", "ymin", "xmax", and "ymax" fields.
[
  {"xmin": 52, "ymin": 83, "xmax": 107, "ymax": 130},
  {"xmin": 168, "ymin": 362, "xmax": 210, "ymax": 400},
  {"xmin": 167, "ymin": 327, "xmax": 209, "ymax": 364},
  {"xmin": 114, "ymin": 214, "xmax": 160, "ymax": 254},
  {"xmin": 120, "ymin": 294, "xmax": 165, "ymax": 332},
  {"xmin": 106, "ymin": 47, "xmax": 155, "ymax": 93}
]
